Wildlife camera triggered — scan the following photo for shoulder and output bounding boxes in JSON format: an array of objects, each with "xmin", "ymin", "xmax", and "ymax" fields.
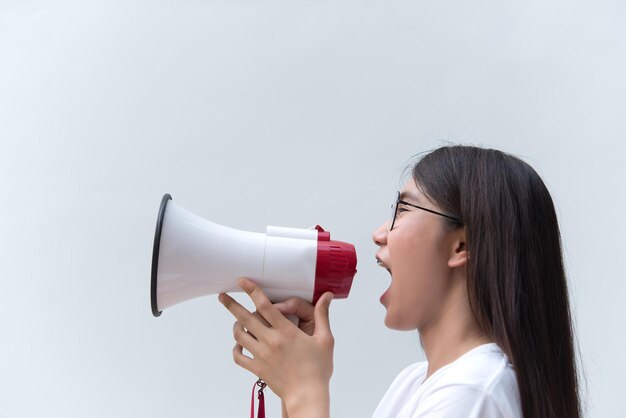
[
  {"xmin": 412, "ymin": 383, "xmax": 515, "ymax": 417},
  {"xmin": 416, "ymin": 343, "xmax": 521, "ymax": 418},
  {"xmin": 373, "ymin": 343, "xmax": 522, "ymax": 418},
  {"xmin": 436, "ymin": 343, "xmax": 517, "ymax": 389}
]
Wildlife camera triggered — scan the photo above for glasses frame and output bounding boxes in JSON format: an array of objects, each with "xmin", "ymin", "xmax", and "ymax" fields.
[{"xmin": 390, "ymin": 191, "xmax": 461, "ymax": 231}]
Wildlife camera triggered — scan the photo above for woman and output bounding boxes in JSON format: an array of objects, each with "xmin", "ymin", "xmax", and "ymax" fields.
[{"xmin": 218, "ymin": 145, "xmax": 582, "ymax": 417}]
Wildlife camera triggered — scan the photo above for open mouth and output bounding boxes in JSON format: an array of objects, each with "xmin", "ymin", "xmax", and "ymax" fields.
[
  {"xmin": 376, "ymin": 257, "xmax": 391, "ymax": 275},
  {"xmin": 376, "ymin": 257, "xmax": 392, "ymax": 304}
]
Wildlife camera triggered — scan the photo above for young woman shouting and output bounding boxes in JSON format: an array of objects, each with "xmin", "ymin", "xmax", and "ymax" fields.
[{"xmin": 219, "ymin": 145, "xmax": 582, "ymax": 418}]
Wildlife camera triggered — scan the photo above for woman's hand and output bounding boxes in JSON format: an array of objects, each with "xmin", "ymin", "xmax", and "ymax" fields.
[
  {"xmin": 218, "ymin": 278, "xmax": 334, "ymax": 417},
  {"xmin": 273, "ymin": 297, "xmax": 317, "ymax": 336}
]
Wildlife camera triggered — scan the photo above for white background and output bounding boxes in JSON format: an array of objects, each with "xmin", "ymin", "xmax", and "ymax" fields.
[{"xmin": 1, "ymin": 0, "xmax": 624, "ymax": 417}]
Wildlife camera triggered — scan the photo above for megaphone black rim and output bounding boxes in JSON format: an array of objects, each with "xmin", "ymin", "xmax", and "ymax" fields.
[{"xmin": 151, "ymin": 193, "xmax": 172, "ymax": 317}]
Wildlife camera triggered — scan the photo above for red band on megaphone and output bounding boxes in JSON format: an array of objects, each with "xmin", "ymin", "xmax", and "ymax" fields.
[{"xmin": 312, "ymin": 226, "xmax": 357, "ymax": 304}]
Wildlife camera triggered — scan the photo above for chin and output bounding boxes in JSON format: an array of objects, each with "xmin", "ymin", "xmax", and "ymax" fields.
[
  {"xmin": 385, "ymin": 311, "xmax": 406, "ymax": 331},
  {"xmin": 384, "ymin": 312, "xmax": 416, "ymax": 331}
]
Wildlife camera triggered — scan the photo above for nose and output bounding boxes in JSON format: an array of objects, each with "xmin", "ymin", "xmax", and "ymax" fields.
[{"xmin": 372, "ymin": 221, "xmax": 389, "ymax": 247}]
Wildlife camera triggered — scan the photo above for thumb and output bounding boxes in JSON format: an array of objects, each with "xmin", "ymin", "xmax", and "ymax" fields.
[{"xmin": 313, "ymin": 292, "xmax": 334, "ymax": 338}]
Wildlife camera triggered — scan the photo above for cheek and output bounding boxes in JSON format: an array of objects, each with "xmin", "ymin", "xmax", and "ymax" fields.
[
  {"xmin": 385, "ymin": 225, "xmax": 449, "ymax": 330},
  {"xmin": 385, "ymin": 264, "xmax": 433, "ymax": 330}
]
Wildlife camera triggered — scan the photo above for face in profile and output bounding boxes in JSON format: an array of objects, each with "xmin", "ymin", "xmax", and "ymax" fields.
[{"xmin": 372, "ymin": 180, "xmax": 467, "ymax": 331}]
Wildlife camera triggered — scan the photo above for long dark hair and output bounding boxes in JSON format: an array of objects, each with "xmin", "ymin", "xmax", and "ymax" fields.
[{"xmin": 410, "ymin": 145, "xmax": 581, "ymax": 418}]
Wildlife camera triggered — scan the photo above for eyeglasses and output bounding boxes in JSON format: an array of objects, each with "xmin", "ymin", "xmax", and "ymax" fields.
[{"xmin": 390, "ymin": 191, "xmax": 461, "ymax": 231}]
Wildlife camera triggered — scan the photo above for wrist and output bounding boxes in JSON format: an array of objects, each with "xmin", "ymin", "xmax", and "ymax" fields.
[{"xmin": 284, "ymin": 385, "xmax": 330, "ymax": 418}]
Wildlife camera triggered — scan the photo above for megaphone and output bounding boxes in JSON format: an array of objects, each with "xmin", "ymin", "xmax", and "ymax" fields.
[{"xmin": 151, "ymin": 194, "xmax": 357, "ymax": 317}]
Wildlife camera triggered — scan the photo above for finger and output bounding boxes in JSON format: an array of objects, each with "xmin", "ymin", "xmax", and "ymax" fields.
[
  {"xmin": 218, "ymin": 293, "xmax": 269, "ymax": 342},
  {"xmin": 232, "ymin": 343, "xmax": 258, "ymax": 376},
  {"xmin": 233, "ymin": 321, "xmax": 262, "ymax": 356},
  {"xmin": 274, "ymin": 297, "xmax": 315, "ymax": 322},
  {"xmin": 313, "ymin": 292, "xmax": 334, "ymax": 339},
  {"xmin": 238, "ymin": 278, "xmax": 290, "ymax": 328},
  {"xmin": 240, "ymin": 312, "xmax": 271, "ymax": 338},
  {"xmin": 252, "ymin": 311, "xmax": 272, "ymax": 328}
]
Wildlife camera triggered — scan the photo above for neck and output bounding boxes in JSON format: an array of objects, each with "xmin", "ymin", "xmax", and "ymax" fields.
[{"xmin": 418, "ymin": 279, "xmax": 493, "ymax": 380}]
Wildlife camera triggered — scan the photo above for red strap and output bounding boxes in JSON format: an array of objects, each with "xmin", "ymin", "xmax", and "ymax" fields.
[
  {"xmin": 250, "ymin": 379, "xmax": 266, "ymax": 418},
  {"xmin": 258, "ymin": 386, "xmax": 265, "ymax": 418}
]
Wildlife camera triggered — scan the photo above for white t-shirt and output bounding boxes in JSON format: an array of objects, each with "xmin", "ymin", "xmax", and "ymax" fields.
[{"xmin": 372, "ymin": 343, "xmax": 522, "ymax": 418}]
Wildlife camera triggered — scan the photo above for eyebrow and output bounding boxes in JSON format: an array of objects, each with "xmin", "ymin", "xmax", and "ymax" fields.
[{"xmin": 399, "ymin": 191, "xmax": 421, "ymax": 203}]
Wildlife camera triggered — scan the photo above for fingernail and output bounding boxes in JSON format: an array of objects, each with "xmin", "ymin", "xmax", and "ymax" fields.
[{"xmin": 238, "ymin": 277, "xmax": 252, "ymax": 291}]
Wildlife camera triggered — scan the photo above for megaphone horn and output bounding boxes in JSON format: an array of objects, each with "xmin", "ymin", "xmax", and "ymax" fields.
[{"xmin": 151, "ymin": 194, "xmax": 357, "ymax": 317}]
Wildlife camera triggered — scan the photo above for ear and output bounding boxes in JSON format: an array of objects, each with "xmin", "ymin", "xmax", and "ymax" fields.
[{"xmin": 447, "ymin": 227, "xmax": 468, "ymax": 268}]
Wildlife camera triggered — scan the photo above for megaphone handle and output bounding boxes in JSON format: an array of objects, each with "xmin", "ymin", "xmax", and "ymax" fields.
[{"xmin": 286, "ymin": 314, "xmax": 299, "ymax": 326}]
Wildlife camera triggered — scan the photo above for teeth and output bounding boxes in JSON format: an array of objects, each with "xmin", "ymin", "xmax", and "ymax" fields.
[{"xmin": 376, "ymin": 258, "xmax": 391, "ymax": 274}]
